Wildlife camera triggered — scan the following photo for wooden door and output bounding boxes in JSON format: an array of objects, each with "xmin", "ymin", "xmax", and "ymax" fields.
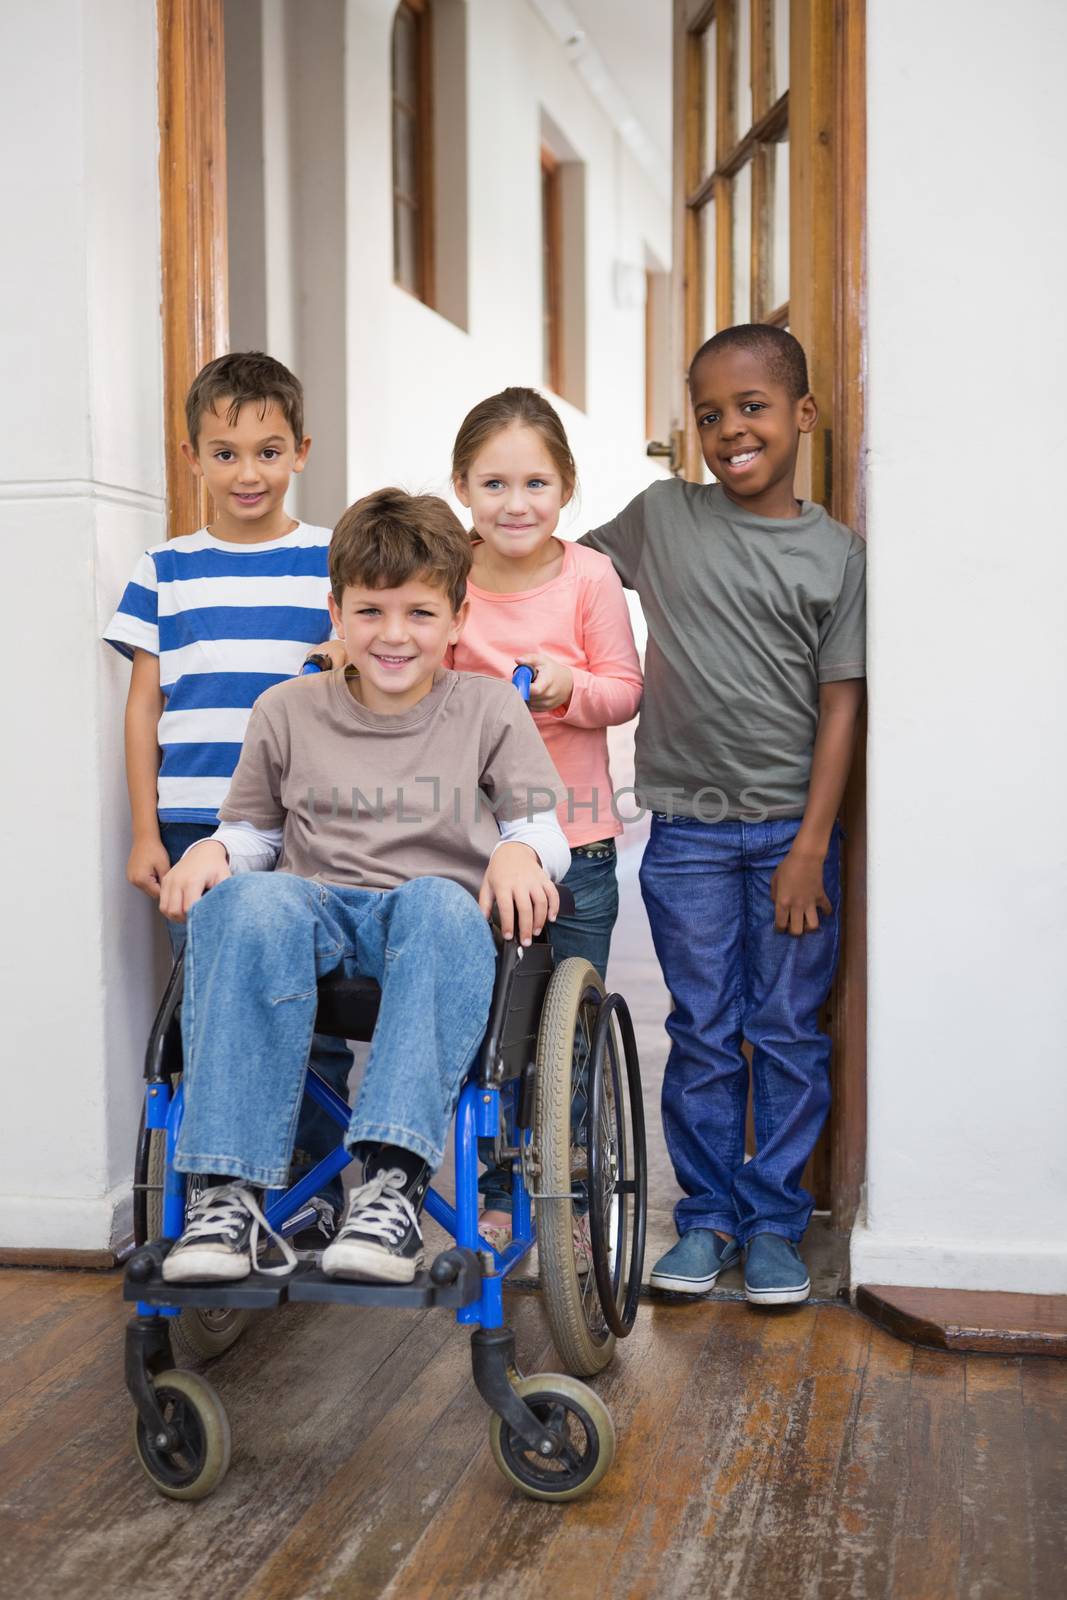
[
  {"xmin": 157, "ymin": 0, "xmax": 229, "ymax": 539},
  {"xmin": 671, "ymin": 0, "xmax": 867, "ymax": 1227}
]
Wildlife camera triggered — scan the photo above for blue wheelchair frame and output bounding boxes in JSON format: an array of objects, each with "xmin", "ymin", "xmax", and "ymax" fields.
[
  {"xmin": 139, "ymin": 1064, "xmax": 536, "ymax": 1331},
  {"xmin": 124, "ymin": 659, "xmax": 643, "ymax": 1495}
]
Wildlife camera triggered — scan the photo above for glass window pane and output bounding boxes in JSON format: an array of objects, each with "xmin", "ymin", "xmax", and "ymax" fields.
[
  {"xmin": 773, "ymin": 0, "xmax": 789, "ymax": 101},
  {"xmin": 394, "ymin": 106, "xmax": 417, "ymax": 202},
  {"xmin": 701, "ymin": 198, "xmax": 717, "ymax": 337},
  {"xmin": 771, "ymin": 136, "xmax": 789, "ymax": 310},
  {"xmin": 701, "ymin": 19, "xmax": 718, "ymax": 175},
  {"xmin": 734, "ymin": 0, "xmax": 752, "ymax": 139},
  {"xmin": 393, "ymin": 8, "xmax": 417, "ymax": 106},
  {"xmin": 732, "ymin": 162, "xmax": 752, "ymax": 323},
  {"xmin": 395, "ymin": 199, "xmax": 418, "ymax": 295}
]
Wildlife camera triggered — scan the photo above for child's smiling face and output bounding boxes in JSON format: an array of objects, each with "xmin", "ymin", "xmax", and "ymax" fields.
[
  {"xmin": 183, "ymin": 398, "xmax": 310, "ymax": 541},
  {"xmin": 328, "ymin": 577, "xmax": 468, "ymax": 715},
  {"xmin": 690, "ymin": 346, "xmax": 818, "ymax": 517},
  {"xmin": 453, "ymin": 423, "xmax": 571, "ymax": 563}
]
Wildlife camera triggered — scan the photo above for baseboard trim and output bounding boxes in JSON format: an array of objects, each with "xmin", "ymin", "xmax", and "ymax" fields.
[{"xmin": 0, "ymin": 1243, "xmax": 127, "ymax": 1271}]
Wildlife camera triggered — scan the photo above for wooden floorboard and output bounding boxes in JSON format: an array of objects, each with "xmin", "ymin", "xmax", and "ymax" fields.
[{"xmin": 0, "ymin": 1270, "xmax": 1064, "ymax": 1600}]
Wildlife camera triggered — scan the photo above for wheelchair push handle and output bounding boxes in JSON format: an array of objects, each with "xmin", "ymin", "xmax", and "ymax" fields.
[
  {"xmin": 511, "ymin": 664, "xmax": 534, "ymax": 701},
  {"xmin": 301, "ymin": 654, "xmax": 329, "ymax": 675}
]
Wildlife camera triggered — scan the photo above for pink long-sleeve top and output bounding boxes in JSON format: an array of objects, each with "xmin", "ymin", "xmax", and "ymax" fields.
[{"xmin": 450, "ymin": 540, "xmax": 643, "ymax": 846}]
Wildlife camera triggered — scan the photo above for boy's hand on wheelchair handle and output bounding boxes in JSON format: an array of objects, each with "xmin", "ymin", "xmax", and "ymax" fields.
[
  {"xmin": 514, "ymin": 653, "xmax": 573, "ymax": 713},
  {"xmin": 770, "ymin": 844, "xmax": 832, "ymax": 936},
  {"xmin": 159, "ymin": 840, "xmax": 231, "ymax": 923},
  {"xmin": 127, "ymin": 835, "xmax": 172, "ymax": 902},
  {"xmin": 478, "ymin": 842, "xmax": 560, "ymax": 947}
]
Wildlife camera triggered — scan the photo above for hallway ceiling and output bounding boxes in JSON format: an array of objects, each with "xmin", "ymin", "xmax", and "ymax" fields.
[{"xmin": 568, "ymin": 0, "xmax": 672, "ymax": 177}]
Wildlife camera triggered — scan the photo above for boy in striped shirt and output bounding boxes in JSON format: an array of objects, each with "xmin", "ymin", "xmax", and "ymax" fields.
[{"xmin": 105, "ymin": 351, "xmax": 348, "ymax": 1246}]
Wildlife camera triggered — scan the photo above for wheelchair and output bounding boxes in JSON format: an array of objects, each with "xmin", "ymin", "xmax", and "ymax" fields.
[{"xmin": 124, "ymin": 900, "xmax": 647, "ymax": 1502}]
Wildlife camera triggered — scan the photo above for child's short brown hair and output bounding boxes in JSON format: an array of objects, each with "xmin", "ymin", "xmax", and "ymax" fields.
[
  {"xmin": 185, "ymin": 351, "xmax": 304, "ymax": 447},
  {"xmin": 329, "ymin": 489, "xmax": 472, "ymax": 611}
]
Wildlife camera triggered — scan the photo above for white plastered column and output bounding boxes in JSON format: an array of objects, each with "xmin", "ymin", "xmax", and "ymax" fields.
[
  {"xmin": 855, "ymin": 0, "xmax": 1067, "ymax": 1293},
  {"xmin": 0, "ymin": 0, "xmax": 168, "ymax": 1249}
]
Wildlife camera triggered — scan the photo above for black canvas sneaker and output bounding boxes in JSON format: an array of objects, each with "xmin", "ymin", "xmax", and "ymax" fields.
[
  {"xmin": 321, "ymin": 1168, "xmax": 425, "ymax": 1283},
  {"xmin": 162, "ymin": 1183, "xmax": 297, "ymax": 1283}
]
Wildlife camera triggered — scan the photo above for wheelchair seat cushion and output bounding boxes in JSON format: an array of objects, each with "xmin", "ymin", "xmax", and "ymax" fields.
[{"xmin": 315, "ymin": 972, "xmax": 382, "ymax": 1041}]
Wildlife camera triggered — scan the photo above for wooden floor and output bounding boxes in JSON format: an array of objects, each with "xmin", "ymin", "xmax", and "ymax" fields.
[
  {"xmin": 3, "ymin": 793, "xmax": 1065, "ymax": 1597},
  {"xmin": 1, "ymin": 1267, "xmax": 1065, "ymax": 1600}
]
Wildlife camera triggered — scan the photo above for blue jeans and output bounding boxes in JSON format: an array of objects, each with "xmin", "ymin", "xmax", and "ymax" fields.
[
  {"xmin": 160, "ymin": 823, "xmax": 354, "ymax": 1210},
  {"xmin": 639, "ymin": 815, "xmax": 842, "ymax": 1246},
  {"xmin": 174, "ymin": 872, "xmax": 497, "ymax": 1185},
  {"xmin": 478, "ymin": 840, "xmax": 619, "ymax": 1215}
]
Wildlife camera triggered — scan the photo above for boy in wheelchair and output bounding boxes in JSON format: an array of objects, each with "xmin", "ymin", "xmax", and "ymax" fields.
[{"xmin": 157, "ymin": 487, "xmax": 570, "ymax": 1287}]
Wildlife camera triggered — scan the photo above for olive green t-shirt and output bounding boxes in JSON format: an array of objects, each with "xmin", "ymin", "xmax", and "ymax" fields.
[{"xmin": 581, "ymin": 481, "xmax": 866, "ymax": 820}]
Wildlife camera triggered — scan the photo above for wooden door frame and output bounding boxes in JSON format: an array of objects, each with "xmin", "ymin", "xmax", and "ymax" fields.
[
  {"xmin": 671, "ymin": 0, "xmax": 868, "ymax": 1228},
  {"xmin": 157, "ymin": 0, "xmax": 229, "ymax": 539}
]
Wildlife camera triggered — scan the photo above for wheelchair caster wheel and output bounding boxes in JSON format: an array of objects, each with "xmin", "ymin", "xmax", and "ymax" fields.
[
  {"xmin": 489, "ymin": 1373, "xmax": 615, "ymax": 1501},
  {"xmin": 132, "ymin": 1369, "xmax": 232, "ymax": 1500}
]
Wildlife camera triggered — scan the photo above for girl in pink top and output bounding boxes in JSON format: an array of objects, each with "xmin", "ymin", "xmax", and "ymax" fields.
[{"xmin": 450, "ymin": 387, "xmax": 643, "ymax": 1248}]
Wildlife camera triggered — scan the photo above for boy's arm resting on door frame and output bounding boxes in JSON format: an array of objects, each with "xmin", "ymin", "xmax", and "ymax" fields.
[
  {"xmin": 124, "ymin": 647, "xmax": 170, "ymax": 900},
  {"xmin": 771, "ymin": 678, "xmax": 866, "ymax": 936}
]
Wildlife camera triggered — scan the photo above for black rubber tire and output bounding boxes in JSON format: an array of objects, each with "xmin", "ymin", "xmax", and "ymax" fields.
[
  {"xmin": 489, "ymin": 1373, "xmax": 615, "ymax": 1501},
  {"xmin": 132, "ymin": 1369, "xmax": 232, "ymax": 1501},
  {"xmin": 535, "ymin": 958, "xmax": 616, "ymax": 1377},
  {"xmin": 587, "ymin": 994, "xmax": 647, "ymax": 1338}
]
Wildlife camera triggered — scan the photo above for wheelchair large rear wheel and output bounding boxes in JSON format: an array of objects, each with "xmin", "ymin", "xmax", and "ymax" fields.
[
  {"xmin": 534, "ymin": 958, "xmax": 617, "ymax": 1377},
  {"xmin": 141, "ymin": 1122, "xmax": 250, "ymax": 1362}
]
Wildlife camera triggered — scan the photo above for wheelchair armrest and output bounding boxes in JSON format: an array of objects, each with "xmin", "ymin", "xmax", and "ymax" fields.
[
  {"xmin": 143, "ymin": 950, "xmax": 185, "ymax": 1080},
  {"xmin": 556, "ymin": 884, "xmax": 575, "ymax": 919}
]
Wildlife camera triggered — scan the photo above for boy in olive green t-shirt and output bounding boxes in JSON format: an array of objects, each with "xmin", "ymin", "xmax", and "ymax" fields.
[{"xmin": 582, "ymin": 324, "xmax": 865, "ymax": 1305}]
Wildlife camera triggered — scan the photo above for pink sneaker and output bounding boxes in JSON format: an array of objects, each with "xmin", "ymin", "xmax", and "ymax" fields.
[
  {"xmin": 572, "ymin": 1212, "xmax": 594, "ymax": 1276},
  {"xmin": 478, "ymin": 1217, "xmax": 513, "ymax": 1254}
]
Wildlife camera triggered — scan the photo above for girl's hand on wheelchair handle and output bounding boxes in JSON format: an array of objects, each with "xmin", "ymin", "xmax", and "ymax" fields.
[
  {"xmin": 478, "ymin": 843, "xmax": 560, "ymax": 947},
  {"xmin": 159, "ymin": 840, "xmax": 231, "ymax": 923},
  {"xmin": 514, "ymin": 653, "xmax": 573, "ymax": 713}
]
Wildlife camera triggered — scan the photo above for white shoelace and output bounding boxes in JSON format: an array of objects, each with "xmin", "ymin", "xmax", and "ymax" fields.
[
  {"xmin": 337, "ymin": 1168, "xmax": 420, "ymax": 1247},
  {"xmin": 178, "ymin": 1183, "xmax": 298, "ymax": 1277}
]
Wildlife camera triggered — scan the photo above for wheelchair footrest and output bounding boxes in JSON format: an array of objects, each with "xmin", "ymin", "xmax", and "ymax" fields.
[
  {"xmin": 123, "ymin": 1246, "xmax": 308, "ymax": 1310},
  {"xmin": 288, "ymin": 1248, "xmax": 482, "ymax": 1310},
  {"xmin": 123, "ymin": 1243, "xmax": 482, "ymax": 1312}
]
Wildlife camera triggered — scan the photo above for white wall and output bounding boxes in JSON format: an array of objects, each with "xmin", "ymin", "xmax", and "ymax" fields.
[
  {"xmin": 855, "ymin": 0, "xmax": 1067, "ymax": 1293},
  {"xmin": 0, "ymin": 1, "xmax": 168, "ymax": 1249},
  {"xmin": 340, "ymin": 0, "xmax": 670, "ymax": 534},
  {"xmin": 0, "ymin": 0, "xmax": 666, "ymax": 1252}
]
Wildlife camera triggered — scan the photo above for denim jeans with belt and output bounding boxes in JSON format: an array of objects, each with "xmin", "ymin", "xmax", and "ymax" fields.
[
  {"xmin": 639, "ymin": 814, "xmax": 842, "ymax": 1245},
  {"xmin": 172, "ymin": 872, "xmax": 497, "ymax": 1186},
  {"xmin": 478, "ymin": 839, "xmax": 619, "ymax": 1215},
  {"xmin": 161, "ymin": 823, "xmax": 355, "ymax": 1209}
]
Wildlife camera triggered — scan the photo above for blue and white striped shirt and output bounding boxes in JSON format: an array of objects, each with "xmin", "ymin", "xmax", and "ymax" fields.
[{"xmin": 104, "ymin": 523, "xmax": 333, "ymax": 822}]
